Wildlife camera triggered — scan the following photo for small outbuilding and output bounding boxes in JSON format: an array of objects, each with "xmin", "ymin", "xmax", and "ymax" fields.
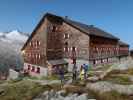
[{"xmin": 8, "ymin": 69, "xmax": 19, "ymax": 80}]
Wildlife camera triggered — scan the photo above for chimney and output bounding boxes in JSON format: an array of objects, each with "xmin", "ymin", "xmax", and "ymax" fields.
[
  {"xmin": 90, "ymin": 25, "xmax": 94, "ymax": 27},
  {"xmin": 65, "ymin": 16, "xmax": 68, "ymax": 19}
]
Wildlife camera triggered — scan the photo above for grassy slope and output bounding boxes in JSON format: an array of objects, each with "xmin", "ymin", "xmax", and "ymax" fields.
[
  {"xmin": 0, "ymin": 67, "xmax": 133, "ymax": 100},
  {"xmin": 0, "ymin": 80, "xmax": 49, "ymax": 100}
]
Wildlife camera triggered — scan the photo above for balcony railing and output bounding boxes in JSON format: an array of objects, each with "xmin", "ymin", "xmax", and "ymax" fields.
[{"xmin": 89, "ymin": 52, "xmax": 119, "ymax": 60}]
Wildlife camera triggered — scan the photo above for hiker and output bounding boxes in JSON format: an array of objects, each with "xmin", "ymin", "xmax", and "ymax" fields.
[
  {"xmin": 79, "ymin": 65, "xmax": 84, "ymax": 80},
  {"xmin": 58, "ymin": 66, "xmax": 65, "ymax": 86},
  {"xmin": 72, "ymin": 64, "xmax": 77, "ymax": 81},
  {"xmin": 83, "ymin": 64, "xmax": 89, "ymax": 80}
]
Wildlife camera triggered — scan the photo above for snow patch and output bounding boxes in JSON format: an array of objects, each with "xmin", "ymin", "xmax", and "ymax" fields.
[{"xmin": 0, "ymin": 30, "xmax": 28, "ymax": 43}]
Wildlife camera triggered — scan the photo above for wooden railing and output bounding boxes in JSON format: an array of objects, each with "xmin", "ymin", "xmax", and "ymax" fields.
[{"xmin": 89, "ymin": 51, "xmax": 119, "ymax": 59}]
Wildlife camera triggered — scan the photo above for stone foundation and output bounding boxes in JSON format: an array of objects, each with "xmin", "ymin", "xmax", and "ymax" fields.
[{"xmin": 23, "ymin": 63, "xmax": 48, "ymax": 77}]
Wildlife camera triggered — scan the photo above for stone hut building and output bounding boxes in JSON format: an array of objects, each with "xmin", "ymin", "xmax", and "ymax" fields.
[
  {"xmin": 21, "ymin": 13, "xmax": 129, "ymax": 76},
  {"xmin": 130, "ymin": 50, "xmax": 133, "ymax": 58},
  {"xmin": 118, "ymin": 41, "xmax": 129, "ymax": 61}
]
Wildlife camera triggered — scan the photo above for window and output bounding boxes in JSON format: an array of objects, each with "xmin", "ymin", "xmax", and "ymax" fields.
[
  {"xmin": 64, "ymin": 33, "xmax": 69, "ymax": 39},
  {"xmin": 29, "ymin": 53, "xmax": 31, "ymax": 58},
  {"xmin": 65, "ymin": 42, "xmax": 68, "ymax": 46},
  {"xmin": 52, "ymin": 26, "xmax": 56, "ymax": 32},
  {"xmin": 64, "ymin": 42, "xmax": 69, "ymax": 52},
  {"xmin": 93, "ymin": 60, "xmax": 96, "ymax": 64},
  {"xmin": 31, "ymin": 66, "xmax": 35, "ymax": 72},
  {"xmin": 36, "ymin": 67, "xmax": 40, "ymax": 73},
  {"xmin": 72, "ymin": 47, "xmax": 76, "ymax": 51},
  {"xmin": 30, "ymin": 42, "xmax": 33, "ymax": 47},
  {"xmin": 35, "ymin": 54, "xmax": 38, "ymax": 59},
  {"xmin": 28, "ymin": 65, "xmax": 31, "ymax": 70},
  {"xmin": 31, "ymin": 53, "xmax": 35, "ymax": 58},
  {"xmin": 64, "ymin": 47, "xmax": 69, "ymax": 52},
  {"xmin": 26, "ymin": 53, "xmax": 28, "ymax": 57},
  {"xmin": 96, "ymin": 60, "xmax": 98, "ymax": 64},
  {"xmin": 34, "ymin": 54, "xmax": 41, "ymax": 59},
  {"xmin": 37, "ymin": 40, "xmax": 40, "ymax": 46},
  {"xmin": 38, "ymin": 54, "xmax": 41, "ymax": 59}
]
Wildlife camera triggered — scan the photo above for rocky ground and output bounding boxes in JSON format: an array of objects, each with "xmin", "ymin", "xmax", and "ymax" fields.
[
  {"xmin": 34, "ymin": 90, "xmax": 93, "ymax": 100},
  {"xmin": 33, "ymin": 57, "xmax": 133, "ymax": 100},
  {"xmin": 0, "ymin": 57, "xmax": 133, "ymax": 100}
]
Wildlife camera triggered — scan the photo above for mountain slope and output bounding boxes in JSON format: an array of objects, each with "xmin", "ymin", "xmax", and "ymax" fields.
[{"xmin": 0, "ymin": 30, "xmax": 29, "ymax": 73}]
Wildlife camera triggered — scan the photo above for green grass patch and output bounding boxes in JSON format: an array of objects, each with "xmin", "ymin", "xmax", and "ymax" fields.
[
  {"xmin": 0, "ymin": 80, "xmax": 48, "ymax": 100},
  {"xmin": 108, "ymin": 68, "xmax": 133, "ymax": 75},
  {"xmin": 91, "ymin": 64, "xmax": 112, "ymax": 71},
  {"xmin": 87, "ymin": 89, "xmax": 132, "ymax": 100},
  {"xmin": 40, "ymin": 74, "xmax": 59, "ymax": 80},
  {"xmin": 127, "ymin": 68, "xmax": 133, "ymax": 75},
  {"xmin": 103, "ymin": 73, "xmax": 132, "ymax": 85}
]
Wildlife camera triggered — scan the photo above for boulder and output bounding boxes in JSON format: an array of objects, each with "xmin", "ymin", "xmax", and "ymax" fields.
[{"xmin": 75, "ymin": 93, "xmax": 88, "ymax": 100}]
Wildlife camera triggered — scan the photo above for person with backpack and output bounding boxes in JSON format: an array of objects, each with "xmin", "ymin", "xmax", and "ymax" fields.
[
  {"xmin": 58, "ymin": 66, "xmax": 64, "ymax": 87},
  {"xmin": 79, "ymin": 65, "xmax": 84, "ymax": 80},
  {"xmin": 72, "ymin": 64, "xmax": 77, "ymax": 82},
  {"xmin": 83, "ymin": 64, "xmax": 89, "ymax": 80}
]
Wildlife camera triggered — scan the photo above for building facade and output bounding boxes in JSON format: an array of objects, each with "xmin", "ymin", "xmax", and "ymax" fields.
[
  {"xmin": 21, "ymin": 13, "xmax": 129, "ymax": 76},
  {"xmin": 118, "ymin": 41, "xmax": 129, "ymax": 61},
  {"xmin": 130, "ymin": 50, "xmax": 133, "ymax": 58}
]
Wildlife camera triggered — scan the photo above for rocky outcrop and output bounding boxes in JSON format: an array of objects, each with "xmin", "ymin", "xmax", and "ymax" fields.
[
  {"xmin": 113, "ymin": 58, "xmax": 133, "ymax": 70},
  {"xmin": 87, "ymin": 81, "xmax": 133, "ymax": 95},
  {"xmin": 34, "ymin": 89, "xmax": 95, "ymax": 100},
  {"xmin": 87, "ymin": 63, "xmax": 118, "ymax": 81}
]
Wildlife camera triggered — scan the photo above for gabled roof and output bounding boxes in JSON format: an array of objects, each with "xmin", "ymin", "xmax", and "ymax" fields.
[
  {"xmin": 63, "ymin": 18, "xmax": 119, "ymax": 40},
  {"xmin": 118, "ymin": 40, "xmax": 129, "ymax": 46},
  {"xmin": 130, "ymin": 49, "xmax": 133, "ymax": 52},
  {"xmin": 21, "ymin": 14, "xmax": 48, "ymax": 51},
  {"xmin": 21, "ymin": 13, "xmax": 119, "ymax": 50}
]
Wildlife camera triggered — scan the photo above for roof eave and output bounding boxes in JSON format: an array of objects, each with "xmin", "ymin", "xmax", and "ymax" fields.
[{"xmin": 21, "ymin": 13, "xmax": 51, "ymax": 51}]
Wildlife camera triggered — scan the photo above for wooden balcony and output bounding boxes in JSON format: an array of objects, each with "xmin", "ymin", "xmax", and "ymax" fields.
[{"xmin": 89, "ymin": 52, "xmax": 119, "ymax": 60}]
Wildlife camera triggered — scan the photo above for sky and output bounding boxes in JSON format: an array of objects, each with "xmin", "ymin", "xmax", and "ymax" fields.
[{"xmin": 0, "ymin": 0, "xmax": 133, "ymax": 48}]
